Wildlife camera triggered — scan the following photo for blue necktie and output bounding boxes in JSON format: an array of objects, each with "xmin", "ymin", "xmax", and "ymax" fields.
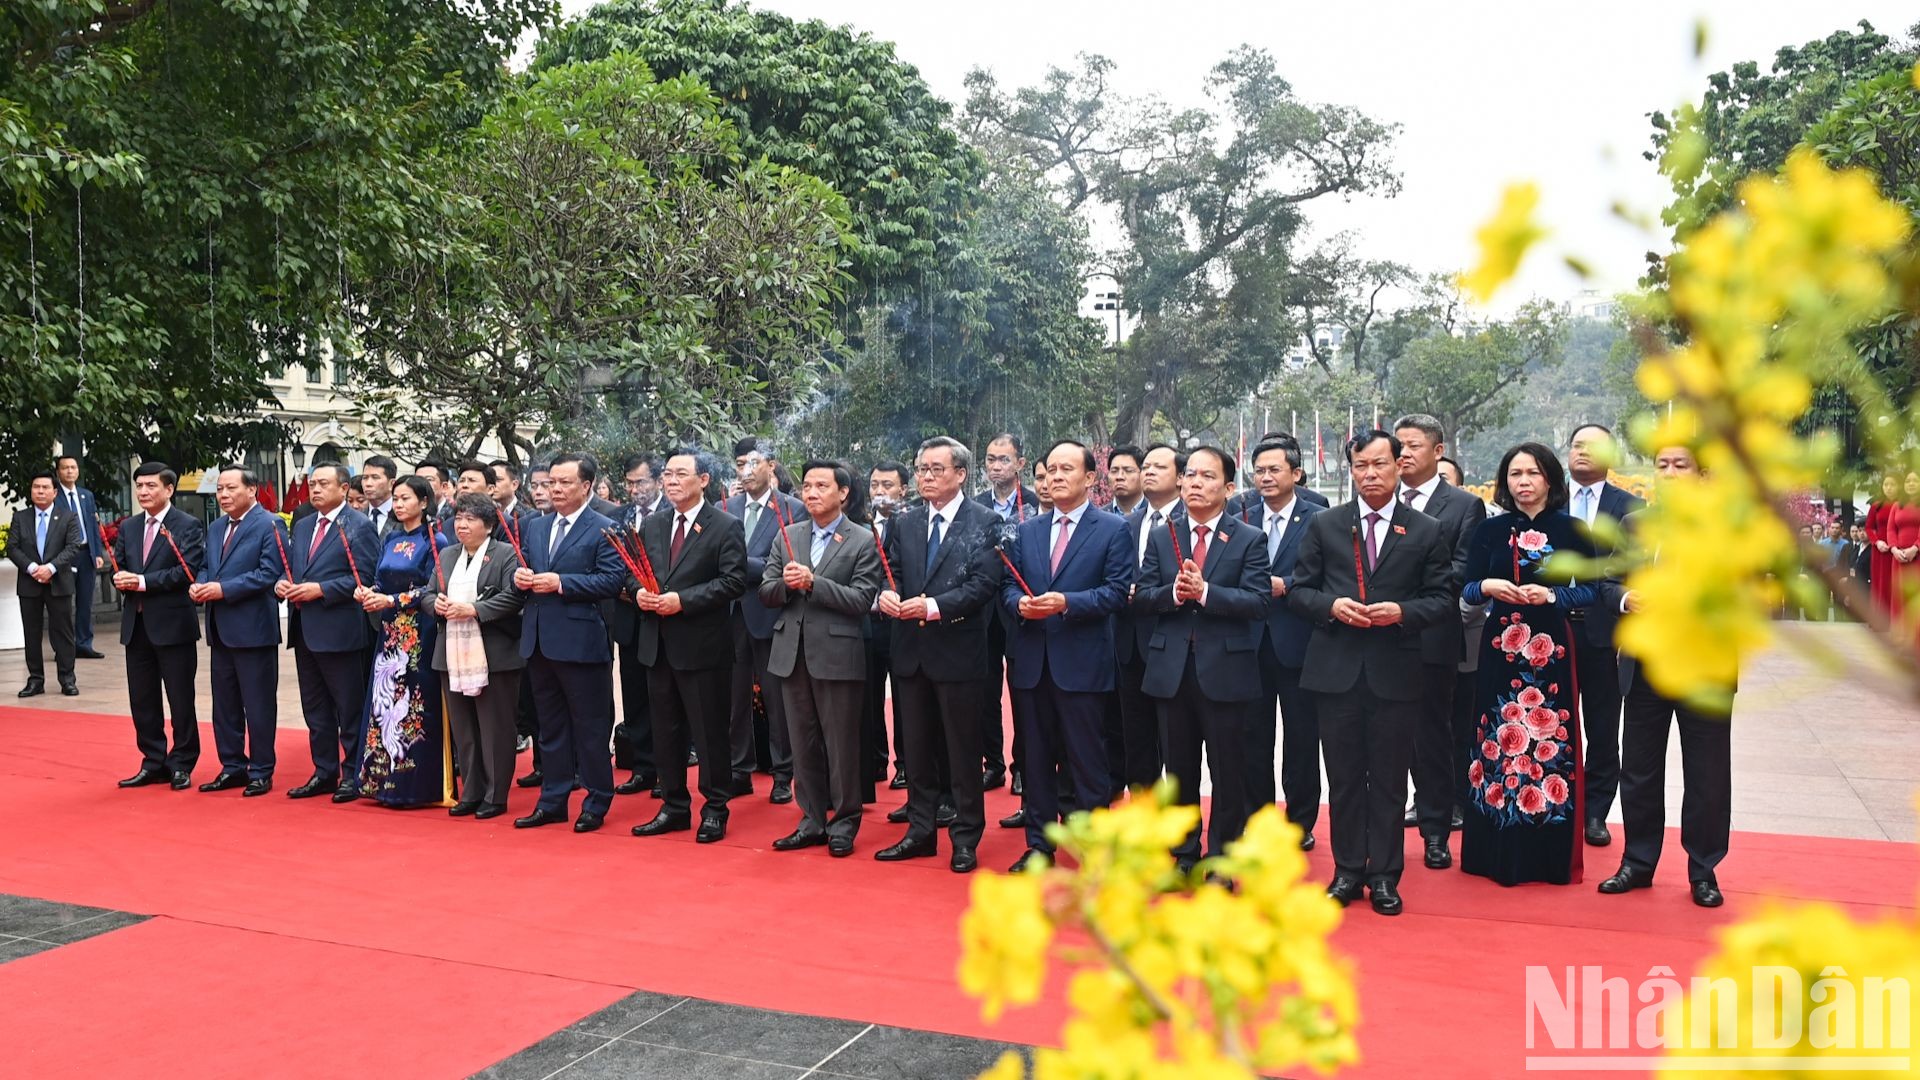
[
  {"xmin": 925, "ymin": 515, "xmax": 943, "ymax": 577},
  {"xmin": 811, "ymin": 529, "xmax": 830, "ymax": 565},
  {"xmin": 36, "ymin": 511, "xmax": 48, "ymax": 560}
]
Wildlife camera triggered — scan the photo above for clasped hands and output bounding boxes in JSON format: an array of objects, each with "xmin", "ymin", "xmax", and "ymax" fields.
[
  {"xmin": 1330, "ymin": 597, "xmax": 1402, "ymax": 627},
  {"xmin": 354, "ymin": 585, "xmax": 394, "ymax": 612},
  {"xmin": 1172, "ymin": 559, "xmax": 1206, "ymax": 605},
  {"xmin": 112, "ymin": 570, "xmax": 141, "ymax": 592},
  {"xmin": 876, "ymin": 591, "xmax": 929, "ymax": 620},
  {"xmin": 29, "ymin": 565, "xmax": 54, "ymax": 585},
  {"xmin": 512, "ymin": 567, "xmax": 564, "ymax": 594},
  {"xmin": 782, "ymin": 561, "xmax": 815, "ymax": 592},
  {"xmin": 1482, "ymin": 579, "xmax": 1555, "ymax": 606},
  {"xmin": 186, "ymin": 581, "xmax": 224, "ymax": 603},
  {"xmin": 273, "ymin": 580, "xmax": 324, "ymax": 604},
  {"xmin": 432, "ymin": 596, "xmax": 477, "ymax": 620},
  {"xmin": 1016, "ymin": 591, "xmax": 1066, "ymax": 619},
  {"xmin": 629, "ymin": 587, "xmax": 683, "ymax": 615}
]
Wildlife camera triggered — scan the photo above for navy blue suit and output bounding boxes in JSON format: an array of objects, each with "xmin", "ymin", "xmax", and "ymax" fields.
[
  {"xmin": 1132, "ymin": 510, "xmax": 1270, "ymax": 860},
  {"xmin": 58, "ymin": 485, "xmax": 104, "ymax": 650},
  {"xmin": 1111, "ymin": 500, "xmax": 1184, "ymax": 794},
  {"xmin": 518, "ymin": 507, "xmax": 625, "ymax": 817},
  {"xmin": 287, "ymin": 507, "xmax": 381, "ymax": 786},
  {"xmin": 1572, "ymin": 481, "xmax": 1647, "ymax": 825},
  {"xmin": 723, "ymin": 489, "xmax": 805, "ymax": 787},
  {"xmin": 1001, "ymin": 505, "xmax": 1132, "ymax": 853},
  {"xmin": 203, "ymin": 506, "xmax": 289, "ymax": 781},
  {"xmin": 1240, "ymin": 497, "xmax": 1325, "ymax": 833}
]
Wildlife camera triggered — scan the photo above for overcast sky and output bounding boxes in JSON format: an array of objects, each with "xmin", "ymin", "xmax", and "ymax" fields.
[{"xmin": 552, "ymin": 0, "xmax": 1912, "ymax": 311}]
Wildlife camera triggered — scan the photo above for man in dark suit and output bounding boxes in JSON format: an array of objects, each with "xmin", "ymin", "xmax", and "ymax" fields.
[
  {"xmin": 111, "ymin": 462, "xmax": 205, "ymax": 788},
  {"xmin": 1596, "ymin": 445, "xmax": 1731, "ymax": 909},
  {"xmin": 724, "ymin": 437, "xmax": 807, "ymax": 803},
  {"xmin": 7, "ymin": 471, "xmax": 86, "ymax": 696},
  {"xmin": 1113, "ymin": 444, "xmax": 1187, "ymax": 796},
  {"xmin": 415, "ymin": 460, "xmax": 456, "ymax": 525},
  {"xmin": 1134, "ymin": 446, "xmax": 1270, "ymax": 872},
  {"xmin": 1002, "ymin": 440, "xmax": 1133, "ymax": 871},
  {"xmin": 510, "ymin": 452, "xmax": 626, "ymax": 833},
  {"xmin": 54, "ymin": 455, "xmax": 107, "ymax": 658},
  {"xmin": 1289, "ymin": 431, "xmax": 1455, "ymax": 915},
  {"xmin": 1565, "ymin": 423, "xmax": 1646, "ymax": 847},
  {"xmin": 1225, "ymin": 434, "xmax": 1330, "ymax": 517},
  {"xmin": 190, "ymin": 466, "xmax": 288, "ymax": 796},
  {"xmin": 360, "ymin": 455, "xmax": 400, "ymax": 538},
  {"xmin": 760, "ymin": 460, "xmax": 883, "ymax": 857},
  {"xmin": 1393, "ymin": 414, "xmax": 1484, "ymax": 869},
  {"xmin": 628, "ymin": 449, "xmax": 749, "ymax": 843},
  {"xmin": 876, "ymin": 436, "xmax": 1002, "ymax": 872},
  {"xmin": 610, "ymin": 453, "xmax": 667, "ymax": 797},
  {"xmin": 975, "ymin": 433, "xmax": 1039, "ymax": 794},
  {"xmin": 1241, "ymin": 439, "xmax": 1326, "ymax": 849},
  {"xmin": 862, "ymin": 461, "xmax": 912, "ymax": 795},
  {"xmin": 279, "ymin": 463, "xmax": 381, "ymax": 802}
]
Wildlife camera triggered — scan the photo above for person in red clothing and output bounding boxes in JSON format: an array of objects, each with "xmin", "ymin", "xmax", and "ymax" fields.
[
  {"xmin": 1866, "ymin": 474, "xmax": 1898, "ymax": 614},
  {"xmin": 1888, "ymin": 472, "xmax": 1920, "ymax": 632}
]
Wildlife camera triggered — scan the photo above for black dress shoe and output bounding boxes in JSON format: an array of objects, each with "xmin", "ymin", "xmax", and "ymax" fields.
[
  {"xmin": 514, "ymin": 807, "xmax": 568, "ymax": 829},
  {"xmin": 448, "ymin": 801, "xmax": 480, "ymax": 817},
  {"xmin": 474, "ymin": 802, "xmax": 508, "ymax": 819},
  {"xmin": 1299, "ymin": 832, "xmax": 1316, "ymax": 852},
  {"xmin": 886, "ymin": 804, "xmax": 910, "ymax": 824},
  {"xmin": 950, "ymin": 847, "xmax": 978, "ymax": 873},
  {"xmin": 1009, "ymin": 771, "xmax": 1024, "ymax": 796},
  {"xmin": 889, "ymin": 772, "xmax": 908, "ymax": 790},
  {"xmin": 773, "ymin": 829, "xmax": 827, "ymax": 852},
  {"xmin": 288, "ymin": 776, "xmax": 339, "ymax": 799},
  {"xmin": 60, "ymin": 682, "xmax": 78, "ymax": 696},
  {"xmin": 874, "ymin": 836, "xmax": 937, "ymax": 861},
  {"xmin": 118, "ymin": 768, "xmax": 169, "ymax": 788},
  {"xmin": 76, "ymin": 647, "xmax": 106, "ymax": 660},
  {"xmin": 1691, "ymin": 879, "xmax": 1724, "ymax": 907},
  {"xmin": 1403, "ymin": 807, "xmax": 1419, "ymax": 828},
  {"xmin": 982, "ymin": 766, "xmax": 1006, "ymax": 791},
  {"xmin": 169, "ymin": 771, "xmax": 192, "ymax": 790},
  {"xmin": 1598, "ymin": 864, "xmax": 1654, "ymax": 894},
  {"xmin": 199, "ymin": 771, "xmax": 247, "ymax": 792},
  {"xmin": 243, "ymin": 778, "xmax": 272, "ymax": 797},
  {"xmin": 1327, "ymin": 876, "xmax": 1365, "ymax": 906},
  {"xmin": 331, "ymin": 788, "xmax": 361, "ymax": 804},
  {"xmin": 1368, "ymin": 878, "xmax": 1403, "ymax": 916},
  {"xmin": 999, "ymin": 810, "xmax": 1025, "ymax": 829},
  {"xmin": 515, "ymin": 770, "xmax": 543, "ymax": 789},
  {"xmin": 650, "ymin": 783, "xmax": 664, "ymax": 799},
  {"xmin": 696, "ymin": 817, "xmax": 726, "ymax": 844},
  {"xmin": 573, "ymin": 811, "xmax": 605, "ymax": 833},
  {"xmin": 770, "ymin": 780, "xmax": 793, "ymax": 805},
  {"xmin": 936, "ymin": 803, "xmax": 957, "ymax": 828},
  {"xmin": 1009, "ymin": 848, "xmax": 1052, "ymax": 874},
  {"xmin": 829, "ymin": 836, "xmax": 855, "ymax": 858},
  {"xmin": 632, "ymin": 811, "xmax": 692, "ymax": 836},
  {"xmin": 1450, "ymin": 806, "xmax": 1464, "ymax": 829},
  {"xmin": 18, "ymin": 680, "xmax": 44, "ymax": 698},
  {"xmin": 614, "ymin": 772, "xmax": 657, "ymax": 796},
  {"xmin": 1585, "ymin": 819, "xmax": 1613, "ymax": 846},
  {"xmin": 1423, "ymin": 836, "xmax": 1453, "ymax": 870}
]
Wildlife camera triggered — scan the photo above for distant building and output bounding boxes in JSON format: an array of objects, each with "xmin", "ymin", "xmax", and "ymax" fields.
[{"xmin": 1570, "ymin": 289, "xmax": 1619, "ymax": 321}]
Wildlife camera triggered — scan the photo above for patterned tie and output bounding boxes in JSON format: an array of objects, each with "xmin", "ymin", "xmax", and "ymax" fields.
[
  {"xmin": 548, "ymin": 514, "xmax": 570, "ymax": 561},
  {"xmin": 308, "ymin": 515, "xmax": 330, "ymax": 561},
  {"xmin": 1364, "ymin": 512, "xmax": 1382, "ymax": 571},
  {"xmin": 925, "ymin": 514, "xmax": 943, "ymax": 577},
  {"xmin": 670, "ymin": 514, "xmax": 688, "ymax": 564},
  {"xmin": 1050, "ymin": 515, "xmax": 1072, "ymax": 575},
  {"xmin": 1190, "ymin": 524, "xmax": 1210, "ymax": 572}
]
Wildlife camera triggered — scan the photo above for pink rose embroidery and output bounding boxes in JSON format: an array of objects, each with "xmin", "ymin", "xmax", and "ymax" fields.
[
  {"xmin": 1504, "ymin": 774, "xmax": 1521, "ymax": 790},
  {"xmin": 1468, "ymin": 761, "xmax": 1484, "ymax": 787},
  {"xmin": 1526, "ymin": 707, "xmax": 1559, "ymax": 737},
  {"xmin": 1501, "ymin": 702, "xmax": 1525, "ymax": 723},
  {"xmin": 1555, "ymin": 726, "xmax": 1568, "ymax": 740},
  {"xmin": 1486, "ymin": 786, "xmax": 1508, "ymax": 810},
  {"xmin": 1515, "ymin": 784, "xmax": 1548, "ymax": 815},
  {"xmin": 1498, "ymin": 624, "xmax": 1532, "ymax": 653},
  {"xmin": 1517, "ymin": 687, "xmax": 1545, "ymax": 709},
  {"xmin": 1523, "ymin": 633, "xmax": 1555, "ymax": 667},
  {"xmin": 1543, "ymin": 775, "xmax": 1569, "ymax": 804},
  {"xmin": 1496, "ymin": 723, "xmax": 1529, "ymax": 757},
  {"xmin": 1481, "ymin": 739, "xmax": 1500, "ymax": 760},
  {"xmin": 1517, "ymin": 530, "xmax": 1549, "ymax": 552},
  {"xmin": 1532, "ymin": 740, "xmax": 1559, "ymax": 762}
]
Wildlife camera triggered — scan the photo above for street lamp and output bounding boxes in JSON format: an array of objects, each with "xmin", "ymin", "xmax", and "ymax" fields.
[{"xmin": 286, "ymin": 419, "xmax": 307, "ymax": 472}]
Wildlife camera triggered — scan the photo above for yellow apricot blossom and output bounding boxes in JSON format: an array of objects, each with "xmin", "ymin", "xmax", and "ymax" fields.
[
  {"xmin": 1459, "ymin": 181, "xmax": 1547, "ymax": 303},
  {"xmin": 958, "ymin": 869, "xmax": 1053, "ymax": 1022}
]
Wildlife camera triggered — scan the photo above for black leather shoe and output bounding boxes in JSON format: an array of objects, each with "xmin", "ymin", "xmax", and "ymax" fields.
[
  {"xmin": 950, "ymin": 847, "xmax": 978, "ymax": 873},
  {"xmin": 1450, "ymin": 806, "xmax": 1464, "ymax": 829},
  {"xmin": 475, "ymin": 802, "xmax": 508, "ymax": 820},
  {"xmin": 650, "ymin": 783, "xmax": 664, "ymax": 799},
  {"xmin": 1368, "ymin": 878, "xmax": 1403, "ymax": 916},
  {"xmin": 829, "ymin": 836, "xmax": 855, "ymax": 858},
  {"xmin": 773, "ymin": 829, "xmax": 827, "ymax": 852},
  {"xmin": 1585, "ymin": 819, "xmax": 1613, "ymax": 846},
  {"xmin": 118, "ymin": 768, "xmax": 169, "ymax": 788},
  {"xmin": 1597, "ymin": 864, "xmax": 1654, "ymax": 894},
  {"xmin": 889, "ymin": 772, "xmax": 908, "ymax": 790},
  {"xmin": 199, "ymin": 771, "xmax": 247, "ymax": 792},
  {"xmin": 1009, "ymin": 770, "xmax": 1024, "ymax": 796},
  {"xmin": 631, "ymin": 811, "xmax": 691, "ymax": 837},
  {"xmin": 1423, "ymin": 836, "xmax": 1452, "ymax": 870},
  {"xmin": 614, "ymin": 772, "xmax": 657, "ymax": 796},
  {"xmin": 886, "ymin": 804, "xmax": 910, "ymax": 824},
  {"xmin": 1327, "ymin": 876, "xmax": 1365, "ymax": 906},
  {"xmin": 60, "ymin": 682, "xmax": 78, "ymax": 696},
  {"xmin": 243, "ymin": 778, "xmax": 272, "ymax": 797},
  {"xmin": 17, "ymin": 680, "xmax": 43, "ymax": 698},
  {"xmin": 1691, "ymin": 879, "xmax": 1724, "ymax": 908},
  {"xmin": 573, "ymin": 811, "xmax": 604, "ymax": 833},
  {"xmin": 874, "ymin": 836, "xmax": 937, "ymax": 861},
  {"xmin": 515, "ymin": 770, "xmax": 543, "ymax": 789},
  {"xmin": 982, "ymin": 766, "xmax": 1006, "ymax": 791},
  {"xmin": 1009, "ymin": 848, "xmax": 1052, "ymax": 874},
  {"xmin": 331, "ymin": 788, "xmax": 361, "ymax": 804},
  {"xmin": 730, "ymin": 775, "xmax": 754, "ymax": 797},
  {"xmin": 1403, "ymin": 807, "xmax": 1419, "ymax": 828},
  {"xmin": 169, "ymin": 771, "xmax": 192, "ymax": 790},
  {"xmin": 696, "ymin": 817, "xmax": 726, "ymax": 844},
  {"xmin": 448, "ymin": 801, "xmax": 480, "ymax": 817},
  {"xmin": 514, "ymin": 807, "xmax": 568, "ymax": 829},
  {"xmin": 999, "ymin": 810, "xmax": 1025, "ymax": 829},
  {"xmin": 770, "ymin": 780, "xmax": 793, "ymax": 805},
  {"xmin": 288, "ymin": 776, "xmax": 338, "ymax": 800},
  {"xmin": 936, "ymin": 803, "xmax": 957, "ymax": 828},
  {"xmin": 76, "ymin": 647, "xmax": 105, "ymax": 660},
  {"xmin": 1299, "ymin": 832, "xmax": 1316, "ymax": 852}
]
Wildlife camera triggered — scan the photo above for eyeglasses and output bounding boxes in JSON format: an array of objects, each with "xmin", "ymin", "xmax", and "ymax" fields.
[{"xmin": 915, "ymin": 464, "xmax": 952, "ymax": 477}]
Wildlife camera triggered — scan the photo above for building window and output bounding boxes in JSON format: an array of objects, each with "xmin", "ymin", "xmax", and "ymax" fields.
[
  {"xmin": 332, "ymin": 360, "xmax": 348, "ymax": 385},
  {"xmin": 306, "ymin": 364, "xmax": 322, "ymax": 384}
]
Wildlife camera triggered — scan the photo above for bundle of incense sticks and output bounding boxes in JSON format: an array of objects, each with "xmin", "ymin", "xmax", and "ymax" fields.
[
  {"xmin": 769, "ymin": 497, "xmax": 797, "ymax": 562},
  {"xmin": 873, "ymin": 527, "xmax": 895, "ymax": 592},
  {"xmin": 270, "ymin": 520, "xmax": 294, "ymax": 582},
  {"xmin": 158, "ymin": 525, "xmax": 196, "ymax": 585},
  {"xmin": 334, "ymin": 517, "xmax": 364, "ymax": 589},
  {"xmin": 996, "ymin": 546, "xmax": 1034, "ymax": 597},
  {"xmin": 601, "ymin": 527, "xmax": 659, "ymax": 593}
]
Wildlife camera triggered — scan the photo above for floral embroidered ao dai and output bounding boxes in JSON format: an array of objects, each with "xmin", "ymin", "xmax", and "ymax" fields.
[{"xmin": 359, "ymin": 524, "xmax": 448, "ymax": 807}]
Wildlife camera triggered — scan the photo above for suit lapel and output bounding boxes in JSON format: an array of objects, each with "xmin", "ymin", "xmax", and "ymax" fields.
[
  {"xmin": 1370, "ymin": 505, "xmax": 1405, "ymax": 570},
  {"xmin": 666, "ymin": 506, "xmax": 707, "ymax": 579},
  {"xmin": 925, "ymin": 504, "xmax": 965, "ymax": 582},
  {"xmin": 1199, "ymin": 517, "xmax": 1240, "ymax": 585}
]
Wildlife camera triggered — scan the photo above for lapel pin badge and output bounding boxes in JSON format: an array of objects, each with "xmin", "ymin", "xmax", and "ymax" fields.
[
  {"xmin": 693, "ymin": 523, "xmax": 704, "ymax": 534},
  {"xmin": 1393, "ymin": 524, "xmax": 1406, "ymax": 535}
]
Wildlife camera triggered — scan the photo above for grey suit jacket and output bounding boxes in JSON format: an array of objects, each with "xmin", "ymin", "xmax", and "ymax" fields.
[
  {"xmin": 758, "ymin": 517, "xmax": 882, "ymax": 682},
  {"xmin": 425, "ymin": 539, "xmax": 528, "ymax": 674},
  {"xmin": 6, "ymin": 506, "xmax": 86, "ymax": 597},
  {"xmin": 1410, "ymin": 479, "xmax": 1485, "ymax": 666}
]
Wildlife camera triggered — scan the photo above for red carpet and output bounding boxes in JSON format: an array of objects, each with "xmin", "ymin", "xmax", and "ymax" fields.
[{"xmin": 1, "ymin": 704, "xmax": 1914, "ymax": 1078}]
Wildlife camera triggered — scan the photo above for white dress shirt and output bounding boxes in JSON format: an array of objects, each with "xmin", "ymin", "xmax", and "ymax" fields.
[
  {"xmin": 1398, "ymin": 474, "xmax": 1442, "ymax": 514},
  {"xmin": 921, "ymin": 495, "xmax": 963, "ymax": 621}
]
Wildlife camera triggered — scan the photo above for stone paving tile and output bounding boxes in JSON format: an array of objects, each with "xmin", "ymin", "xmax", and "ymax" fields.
[
  {"xmin": 621, "ymin": 999, "xmax": 870, "ymax": 1068},
  {"xmin": 564, "ymin": 990, "xmax": 687, "ymax": 1038},
  {"xmin": 469, "ymin": 1030, "xmax": 612, "ymax": 1080},
  {"xmin": 814, "ymin": 1025, "xmax": 1030, "ymax": 1080},
  {"xmin": 0, "ymin": 894, "xmax": 118, "ymax": 939},
  {"xmin": 563, "ymin": 1039, "xmax": 809, "ymax": 1079}
]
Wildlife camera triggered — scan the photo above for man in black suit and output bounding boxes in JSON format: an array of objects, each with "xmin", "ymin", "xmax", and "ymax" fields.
[
  {"xmin": 1565, "ymin": 423, "xmax": 1646, "ymax": 847},
  {"xmin": 1226, "ymin": 434, "xmax": 1331, "ymax": 517},
  {"xmin": 876, "ymin": 436, "xmax": 1002, "ymax": 872},
  {"xmin": 862, "ymin": 461, "xmax": 912, "ymax": 794},
  {"xmin": 360, "ymin": 455, "xmax": 400, "ymax": 538},
  {"xmin": 1393, "ymin": 414, "xmax": 1484, "ymax": 870},
  {"xmin": 1134, "ymin": 446, "xmax": 1270, "ymax": 872},
  {"xmin": 628, "ymin": 449, "xmax": 750, "ymax": 844},
  {"xmin": 1596, "ymin": 444, "xmax": 1732, "ymax": 909},
  {"xmin": 975, "ymin": 433, "xmax": 1038, "ymax": 794},
  {"xmin": 1289, "ymin": 430, "xmax": 1455, "ymax": 916},
  {"xmin": 1113, "ymin": 444, "xmax": 1187, "ymax": 795},
  {"xmin": 6, "ymin": 471, "xmax": 86, "ymax": 696},
  {"xmin": 415, "ymin": 460, "xmax": 456, "ymax": 525},
  {"xmin": 111, "ymin": 462, "xmax": 206, "ymax": 788},
  {"xmin": 724, "ymin": 437, "xmax": 807, "ymax": 803},
  {"xmin": 510, "ymin": 453, "xmax": 627, "ymax": 833},
  {"xmin": 610, "ymin": 453, "xmax": 666, "ymax": 797},
  {"xmin": 54, "ymin": 455, "xmax": 107, "ymax": 659},
  {"xmin": 1242, "ymin": 439, "xmax": 1326, "ymax": 849}
]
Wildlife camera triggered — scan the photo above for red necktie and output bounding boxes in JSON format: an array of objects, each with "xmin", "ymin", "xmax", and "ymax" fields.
[
  {"xmin": 221, "ymin": 516, "xmax": 240, "ymax": 554},
  {"xmin": 1191, "ymin": 524, "xmax": 1210, "ymax": 572},
  {"xmin": 671, "ymin": 515, "xmax": 688, "ymax": 563},
  {"xmin": 308, "ymin": 515, "xmax": 330, "ymax": 561}
]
